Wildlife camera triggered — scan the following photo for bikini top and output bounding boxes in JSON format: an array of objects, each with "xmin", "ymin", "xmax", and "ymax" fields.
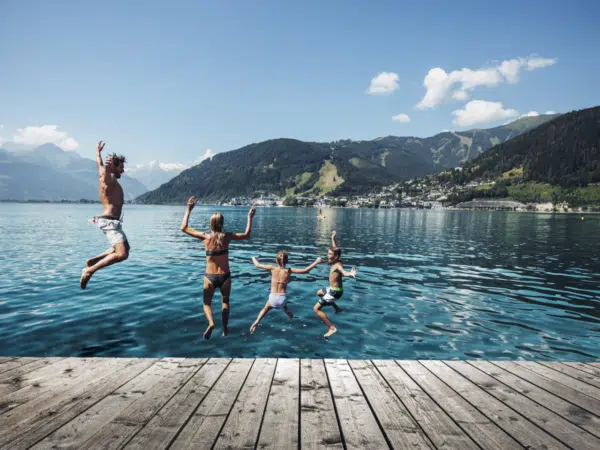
[
  {"xmin": 205, "ymin": 232, "xmax": 233, "ymax": 256},
  {"xmin": 206, "ymin": 248, "xmax": 229, "ymax": 256}
]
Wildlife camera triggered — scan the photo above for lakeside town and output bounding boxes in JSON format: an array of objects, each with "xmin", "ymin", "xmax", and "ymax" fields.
[
  {"xmin": 5, "ymin": 174, "xmax": 592, "ymax": 213},
  {"xmin": 221, "ymin": 176, "xmax": 587, "ymax": 212}
]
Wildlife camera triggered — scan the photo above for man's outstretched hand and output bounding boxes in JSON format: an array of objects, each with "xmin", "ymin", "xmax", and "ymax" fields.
[{"xmin": 96, "ymin": 141, "xmax": 105, "ymax": 154}]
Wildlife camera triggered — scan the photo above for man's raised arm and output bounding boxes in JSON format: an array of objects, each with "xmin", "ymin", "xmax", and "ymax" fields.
[{"xmin": 96, "ymin": 141, "xmax": 105, "ymax": 170}]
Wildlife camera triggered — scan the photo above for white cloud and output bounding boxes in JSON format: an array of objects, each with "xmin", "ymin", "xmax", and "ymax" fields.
[
  {"xmin": 392, "ymin": 113, "xmax": 410, "ymax": 123},
  {"xmin": 195, "ymin": 148, "xmax": 215, "ymax": 164},
  {"xmin": 11, "ymin": 125, "xmax": 79, "ymax": 150},
  {"xmin": 416, "ymin": 55, "xmax": 557, "ymax": 109},
  {"xmin": 452, "ymin": 100, "xmax": 519, "ymax": 127},
  {"xmin": 519, "ymin": 111, "xmax": 540, "ymax": 118},
  {"xmin": 366, "ymin": 72, "xmax": 399, "ymax": 95},
  {"xmin": 159, "ymin": 162, "xmax": 189, "ymax": 171},
  {"xmin": 545, "ymin": 110, "xmax": 557, "ymax": 114}
]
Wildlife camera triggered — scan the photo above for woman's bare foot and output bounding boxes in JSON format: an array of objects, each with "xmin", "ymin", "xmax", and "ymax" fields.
[
  {"xmin": 203, "ymin": 323, "xmax": 215, "ymax": 339},
  {"xmin": 222, "ymin": 327, "xmax": 229, "ymax": 337},
  {"xmin": 80, "ymin": 269, "xmax": 93, "ymax": 289},
  {"xmin": 334, "ymin": 308, "xmax": 343, "ymax": 314},
  {"xmin": 324, "ymin": 327, "xmax": 337, "ymax": 338},
  {"xmin": 285, "ymin": 310, "xmax": 294, "ymax": 319},
  {"xmin": 250, "ymin": 322, "xmax": 259, "ymax": 334}
]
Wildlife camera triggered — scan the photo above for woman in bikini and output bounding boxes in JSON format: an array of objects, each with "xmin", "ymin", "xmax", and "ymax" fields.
[{"xmin": 181, "ymin": 196, "xmax": 256, "ymax": 339}]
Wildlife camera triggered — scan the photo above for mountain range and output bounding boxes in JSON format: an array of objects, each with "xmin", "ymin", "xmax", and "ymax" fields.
[
  {"xmin": 126, "ymin": 161, "xmax": 190, "ymax": 191},
  {"xmin": 0, "ymin": 144, "xmax": 148, "ymax": 201},
  {"xmin": 137, "ymin": 113, "xmax": 559, "ymax": 204}
]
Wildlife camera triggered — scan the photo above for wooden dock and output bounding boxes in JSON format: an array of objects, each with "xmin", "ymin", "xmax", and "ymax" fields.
[{"xmin": 1, "ymin": 357, "xmax": 600, "ymax": 449}]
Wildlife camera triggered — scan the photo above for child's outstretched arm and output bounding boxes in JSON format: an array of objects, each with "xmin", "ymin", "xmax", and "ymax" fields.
[
  {"xmin": 331, "ymin": 230, "xmax": 338, "ymax": 248},
  {"xmin": 252, "ymin": 256, "xmax": 274, "ymax": 271},
  {"xmin": 339, "ymin": 264, "xmax": 357, "ymax": 278},
  {"xmin": 291, "ymin": 257, "xmax": 323, "ymax": 274}
]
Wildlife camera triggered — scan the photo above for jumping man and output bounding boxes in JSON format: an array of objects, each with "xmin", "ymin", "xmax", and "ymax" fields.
[{"xmin": 80, "ymin": 141, "xmax": 130, "ymax": 289}]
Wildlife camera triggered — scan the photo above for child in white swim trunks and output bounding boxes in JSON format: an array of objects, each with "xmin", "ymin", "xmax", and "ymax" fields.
[{"xmin": 250, "ymin": 251, "xmax": 323, "ymax": 334}]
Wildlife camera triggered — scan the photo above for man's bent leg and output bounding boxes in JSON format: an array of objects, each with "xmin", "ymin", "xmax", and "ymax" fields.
[
  {"xmin": 86, "ymin": 247, "xmax": 115, "ymax": 267},
  {"xmin": 80, "ymin": 241, "xmax": 129, "ymax": 289}
]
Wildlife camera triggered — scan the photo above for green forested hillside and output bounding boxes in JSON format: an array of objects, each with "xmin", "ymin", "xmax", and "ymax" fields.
[
  {"xmin": 136, "ymin": 114, "xmax": 559, "ymax": 203},
  {"xmin": 462, "ymin": 106, "xmax": 600, "ymax": 186}
]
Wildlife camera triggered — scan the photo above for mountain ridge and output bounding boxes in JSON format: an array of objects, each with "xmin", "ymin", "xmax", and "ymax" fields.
[{"xmin": 137, "ymin": 113, "xmax": 559, "ymax": 204}]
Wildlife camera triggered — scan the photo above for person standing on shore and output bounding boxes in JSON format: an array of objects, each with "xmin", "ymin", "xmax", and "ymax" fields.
[
  {"xmin": 80, "ymin": 141, "xmax": 130, "ymax": 289},
  {"xmin": 181, "ymin": 196, "xmax": 256, "ymax": 339}
]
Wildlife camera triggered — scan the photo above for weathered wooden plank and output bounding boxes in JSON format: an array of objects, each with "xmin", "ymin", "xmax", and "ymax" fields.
[
  {"xmin": 256, "ymin": 358, "xmax": 300, "ymax": 449},
  {"xmin": 169, "ymin": 358, "xmax": 254, "ymax": 450},
  {"xmin": 0, "ymin": 358, "xmax": 113, "ymax": 415},
  {"xmin": 0, "ymin": 357, "xmax": 72, "ymax": 397},
  {"xmin": 447, "ymin": 360, "xmax": 600, "ymax": 449},
  {"xmin": 0, "ymin": 358, "xmax": 42, "ymax": 375},
  {"xmin": 349, "ymin": 360, "xmax": 433, "ymax": 449},
  {"xmin": 421, "ymin": 360, "xmax": 567, "ymax": 449},
  {"xmin": 299, "ymin": 359, "xmax": 343, "ymax": 450},
  {"xmin": 214, "ymin": 358, "xmax": 276, "ymax": 450},
  {"xmin": 0, "ymin": 358, "xmax": 152, "ymax": 450},
  {"xmin": 373, "ymin": 360, "xmax": 479, "ymax": 450},
  {"xmin": 494, "ymin": 361, "xmax": 600, "ymax": 417},
  {"xmin": 538, "ymin": 361, "xmax": 600, "ymax": 390},
  {"xmin": 325, "ymin": 359, "xmax": 388, "ymax": 449},
  {"xmin": 0, "ymin": 357, "xmax": 67, "ymax": 385},
  {"xmin": 470, "ymin": 360, "xmax": 600, "ymax": 439},
  {"xmin": 563, "ymin": 361, "xmax": 600, "ymax": 377},
  {"xmin": 32, "ymin": 358, "xmax": 202, "ymax": 450},
  {"xmin": 124, "ymin": 359, "xmax": 231, "ymax": 450},
  {"xmin": 515, "ymin": 361, "xmax": 600, "ymax": 401},
  {"xmin": 397, "ymin": 360, "xmax": 521, "ymax": 450},
  {"xmin": 70, "ymin": 359, "xmax": 205, "ymax": 450}
]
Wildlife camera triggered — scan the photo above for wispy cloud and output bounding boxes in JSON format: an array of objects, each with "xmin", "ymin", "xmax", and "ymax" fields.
[
  {"xmin": 392, "ymin": 113, "xmax": 410, "ymax": 123},
  {"xmin": 195, "ymin": 148, "xmax": 215, "ymax": 164},
  {"xmin": 11, "ymin": 125, "xmax": 79, "ymax": 150},
  {"xmin": 452, "ymin": 100, "xmax": 518, "ymax": 127},
  {"xmin": 416, "ymin": 55, "xmax": 557, "ymax": 109},
  {"xmin": 366, "ymin": 72, "xmax": 399, "ymax": 95}
]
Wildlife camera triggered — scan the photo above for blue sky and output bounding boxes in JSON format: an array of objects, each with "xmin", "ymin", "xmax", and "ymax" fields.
[{"xmin": 1, "ymin": 0, "xmax": 599, "ymax": 166}]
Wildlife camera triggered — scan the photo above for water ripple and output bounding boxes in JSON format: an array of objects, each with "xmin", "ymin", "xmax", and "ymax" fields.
[{"xmin": 1, "ymin": 204, "xmax": 599, "ymax": 360}]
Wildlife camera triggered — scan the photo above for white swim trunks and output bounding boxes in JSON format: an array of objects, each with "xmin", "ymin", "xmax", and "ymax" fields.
[
  {"xmin": 96, "ymin": 216, "xmax": 128, "ymax": 246},
  {"xmin": 268, "ymin": 293, "xmax": 287, "ymax": 309}
]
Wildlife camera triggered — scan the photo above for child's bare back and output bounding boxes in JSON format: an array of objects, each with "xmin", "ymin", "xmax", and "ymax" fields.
[{"xmin": 250, "ymin": 251, "xmax": 323, "ymax": 334}]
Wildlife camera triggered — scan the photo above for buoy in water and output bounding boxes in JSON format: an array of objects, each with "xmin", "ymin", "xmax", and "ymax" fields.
[{"xmin": 581, "ymin": 216, "xmax": 585, "ymax": 220}]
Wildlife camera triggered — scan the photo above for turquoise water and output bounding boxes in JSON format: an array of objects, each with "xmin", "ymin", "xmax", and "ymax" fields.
[{"xmin": 1, "ymin": 203, "xmax": 599, "ymax": 360}]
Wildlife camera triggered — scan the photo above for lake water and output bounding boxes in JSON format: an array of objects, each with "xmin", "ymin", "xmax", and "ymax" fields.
[{"xmin": 1, "ymin": 203, "xmax": 599, "ymax": 361}]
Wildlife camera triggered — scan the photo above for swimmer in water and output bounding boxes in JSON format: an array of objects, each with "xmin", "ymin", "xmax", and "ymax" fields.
[
  {"xmin": 314, "ymin": 230, "xmax": 357, "ymax": 338},
  {"xmin": 250, "ymin": 251, "xmax": 323, "ymax": 334}
]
